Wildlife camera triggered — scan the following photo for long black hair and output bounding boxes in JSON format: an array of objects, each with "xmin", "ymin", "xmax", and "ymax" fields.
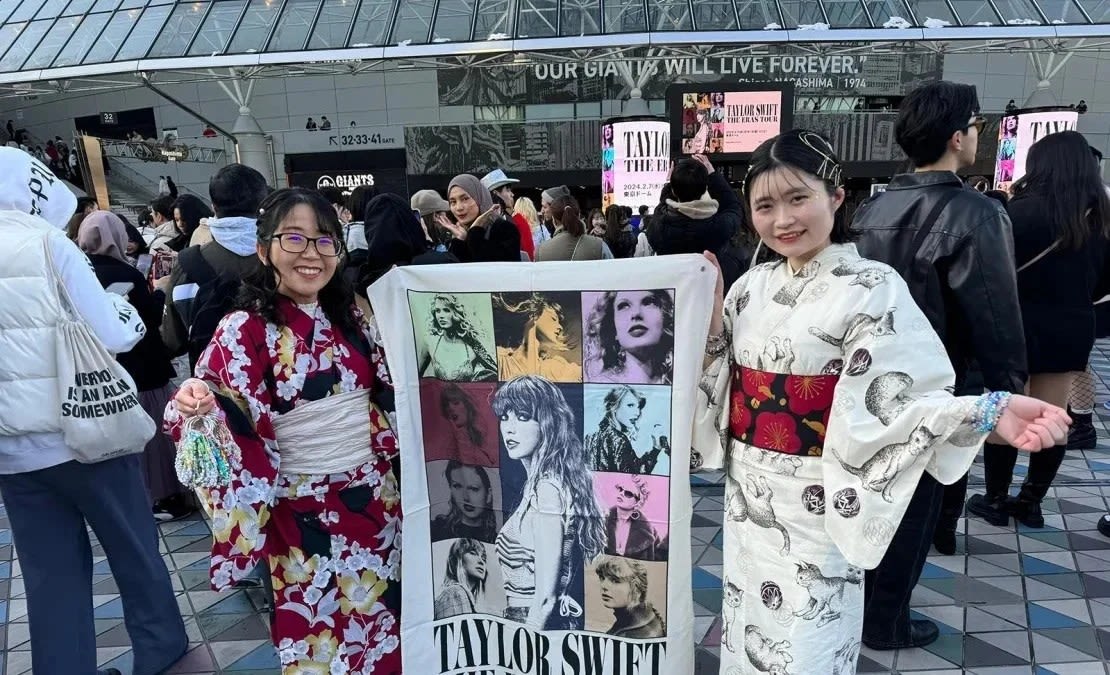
[
  {"xmin": 743, "ymin": 129, "xmax": 853, "ymax": 253},
  {"xmin": 236, "ymin": 188, "xmax": 357, "ymax": 334},
  {"xmin": 1011, "ymin": 130, "xmax": 1110, "ymax": 250},
  {"xmin": 165, "ymin": 194, "xmax": 213, "ymax": 250}
]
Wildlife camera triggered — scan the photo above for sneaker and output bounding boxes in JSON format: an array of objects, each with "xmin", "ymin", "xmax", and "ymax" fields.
[
  {"xmin": 966, "ymin": 493, "xmax": 1010, "ymax": 526},
  {"xmin": 153, "ymin": 494, "xmax": 196, "ymax": 523},
  {"xmin": 1099, "ymin": 514, "xmax": 1110, "ymax": 538},
  {"xmin": 1067, "ymin": 419, "xmax": 1097, "ymax": 450}
]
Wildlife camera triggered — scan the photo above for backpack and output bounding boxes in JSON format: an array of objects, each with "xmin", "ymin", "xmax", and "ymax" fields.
[{"xmin": 176, "ymin": 246, "xmax": 243, "ymax": 370}]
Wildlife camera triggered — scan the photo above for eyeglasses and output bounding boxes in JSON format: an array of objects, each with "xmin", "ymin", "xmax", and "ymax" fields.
[
  {"xmin": 616, "ymin": 486, "xmax": 641, "ymax": 500},
  {"xmin": 966, "ymin": 116, "xmax": 986, "ymax": 135},
  {"xmin": 270, "ymin": 232, "xmax": 341, "ymax": 257}
]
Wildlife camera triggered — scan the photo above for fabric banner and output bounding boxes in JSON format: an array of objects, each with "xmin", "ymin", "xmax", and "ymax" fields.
[{"xmin": 369, "ymin": 256, "xmax": 715, "ymax": 675}]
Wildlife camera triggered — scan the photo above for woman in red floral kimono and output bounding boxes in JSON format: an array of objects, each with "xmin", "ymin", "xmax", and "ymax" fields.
[{"xmin": 168, "ymin": 188, "xmax": 401, "ymax": 674}]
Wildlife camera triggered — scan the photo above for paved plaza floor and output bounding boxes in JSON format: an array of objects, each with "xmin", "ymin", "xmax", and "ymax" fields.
[{"xmin": 5, "ymin": 348, "xmax": 1110, "ymax": 674}]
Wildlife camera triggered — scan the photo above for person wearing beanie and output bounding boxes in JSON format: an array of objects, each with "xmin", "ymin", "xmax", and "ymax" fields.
[
  {"xmin": 443, "ymin": 173, "xmax": 522, "ymax": 263},
  {"xmin": 535, "ymin": 193, "xmax": 612, "ymax": 262},
  {"xmin": 541, "ymin": 185, "xmax": 570, "ymax": 236},
  {"xmin": 354, "ymin": 193, "xmax": 458, "ymax": 312},
  {"xmin": 411, "ymin": 188, "xmax": 453, "ymax": 250},
  {"xmin": 0, "ymin": 148, "xmax": 187, "ymax": 675}
]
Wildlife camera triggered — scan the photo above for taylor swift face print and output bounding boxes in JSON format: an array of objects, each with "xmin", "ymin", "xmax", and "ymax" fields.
[{"xmin": 584, "ymin": 290, "xmax": 675, "ymax": 386}]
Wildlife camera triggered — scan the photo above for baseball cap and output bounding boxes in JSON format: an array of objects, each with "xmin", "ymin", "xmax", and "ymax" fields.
[
  {"xmin": 480, "ymin": 168, "xmax": 519, "ymax": 192},
  {"xmin": 410, "ymin": 189, "xmax": 450, "ymax": 217}
]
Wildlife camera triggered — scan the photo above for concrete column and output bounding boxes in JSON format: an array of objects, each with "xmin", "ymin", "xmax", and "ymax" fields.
[{"xmin": 231, "ymin": 106, "xmax": 274, "ymax": 185}]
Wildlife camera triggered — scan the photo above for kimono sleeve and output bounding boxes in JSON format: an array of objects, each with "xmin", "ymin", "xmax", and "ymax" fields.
[
  {"xmin": 164, "ymin": 311, "xmax": 280, "ymax": 591},
  {"xmin": 820, "ymin": 272, "xmax": 986, "ymax": 569},
  {"xmin": 691, "ymin": 275, "xmax": 744, "ymax": 472}
]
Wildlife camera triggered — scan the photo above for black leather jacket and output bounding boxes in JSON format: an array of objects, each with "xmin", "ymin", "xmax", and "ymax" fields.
[{"xmin": 852, "ymin": 171, "xmax": 1027, "ymax": 394}]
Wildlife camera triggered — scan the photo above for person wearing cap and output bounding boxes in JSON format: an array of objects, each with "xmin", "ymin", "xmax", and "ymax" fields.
[
  {"xmin": 481, "ymin": 168, "xmax": 534, "ymax": 261},
  {"xmin": 411, "ymin": 188, "xmax": 453, "ymax": 251},
  {"xmin": 541, "ymin": 185, "xmax": 570, "ymax": 237},
  {"xmin": 442, "ymin": 174, "xmax": 522, "ymax": 263},
  {"xmin": 0, "ymin": 147, "xmax": 187, "ymax": 675}
]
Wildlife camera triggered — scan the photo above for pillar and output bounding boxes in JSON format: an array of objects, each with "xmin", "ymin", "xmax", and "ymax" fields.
[{"xmin": 231, "ymin": 105, "xmax": 274, "ymax": 185}]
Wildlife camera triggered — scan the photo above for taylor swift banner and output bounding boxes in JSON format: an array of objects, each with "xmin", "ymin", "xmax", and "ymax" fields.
[{"xmin": 369, "ymin": 255, "xmax": 715, "ymax": 675}]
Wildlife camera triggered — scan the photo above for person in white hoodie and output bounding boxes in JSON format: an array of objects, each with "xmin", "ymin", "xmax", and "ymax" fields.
[{"xmin": 0, "ymin": 147, "xmax": 187, "ymax": 675}]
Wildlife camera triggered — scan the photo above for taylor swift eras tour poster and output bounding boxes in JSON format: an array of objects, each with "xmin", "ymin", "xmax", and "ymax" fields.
[{"xmin": 369, "ymin": 256, "xmax": 715, "ymax": 675}]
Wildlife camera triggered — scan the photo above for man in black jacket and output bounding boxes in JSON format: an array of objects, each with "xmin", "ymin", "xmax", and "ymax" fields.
[
  {"xmin": 852, "ymin": 81, "xmax": 1027, "ymax": 651},
  {"xmin": 648, "ymin": 154, "xmax": 748, "ymax": 289}
]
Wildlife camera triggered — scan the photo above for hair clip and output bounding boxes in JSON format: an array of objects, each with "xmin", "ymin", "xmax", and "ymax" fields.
[{"xmin": 798, "ymin": 131, "xmax": 843, "ymax": 187}]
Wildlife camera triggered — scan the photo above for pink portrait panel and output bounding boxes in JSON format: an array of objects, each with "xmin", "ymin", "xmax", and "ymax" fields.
[{"xmin": 593, "ymin": 472, "xmax": 670, "ymax": 542}]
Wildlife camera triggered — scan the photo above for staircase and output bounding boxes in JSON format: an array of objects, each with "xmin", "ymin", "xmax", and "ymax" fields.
[{"xmin": 105, "ymin": 159, "xmax": 158, "ymax": 221}]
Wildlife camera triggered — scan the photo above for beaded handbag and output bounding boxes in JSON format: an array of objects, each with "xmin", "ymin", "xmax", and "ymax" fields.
[{"xmin": 175, "ymin": 413, "xmax": 242, "ymax": 488}]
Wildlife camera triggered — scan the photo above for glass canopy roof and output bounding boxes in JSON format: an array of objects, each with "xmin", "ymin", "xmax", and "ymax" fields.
[{"xmin": 0, "ymin": 0, "xmax": 1107, "ymax": 74}]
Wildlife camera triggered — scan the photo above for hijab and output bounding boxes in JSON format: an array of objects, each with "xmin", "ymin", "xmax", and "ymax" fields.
[
  {"xmin": 448, "ymin": 174, "xmax": 493, "ymax": 220},
  {"xmin": 76, "ymin": 210, "xmax": 129, "ymax": 263}
]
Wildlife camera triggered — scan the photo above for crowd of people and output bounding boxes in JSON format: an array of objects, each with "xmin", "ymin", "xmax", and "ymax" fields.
[{"xmin": 0, "ymin": 77, "xmax": 1105, "ymax": 675}]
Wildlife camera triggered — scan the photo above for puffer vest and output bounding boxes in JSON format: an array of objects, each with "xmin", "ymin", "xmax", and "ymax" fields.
[{"xmin": 0, "ymin": 211, "xmax": 65, "ymax": 436}]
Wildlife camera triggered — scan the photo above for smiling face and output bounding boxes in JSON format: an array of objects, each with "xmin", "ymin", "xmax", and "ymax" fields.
[
  {"xmin": 613, "ymin": 291, "xmax": 664, "ymax": 353},
  {"xmin": 499, "ymin": 408, "xmax": 541, "ymax": 461},
  {"xmin": 599, "ymin": 575, "xmax": 633, "ymax": 610},
  {"xmin": 749, "ymin": 166, "xmax": 844, "ymax": 270},
  {"xmin": 448, "ymin": 466, "xmax": 489, "ymax": 526},
  {"xmin": 613, "ymin": 392, "xmax": 642, "ymax": 431},
  {"xmin": 449, "ymin": 186, "xmax": 480, "ymax": 226},
  {"xmin": 461, "ymin": 548, "xmax": 487, "ymax": 582},
  {"xmin": 258, "ymin": 203, "xmax": 339, "ymax": 305}
]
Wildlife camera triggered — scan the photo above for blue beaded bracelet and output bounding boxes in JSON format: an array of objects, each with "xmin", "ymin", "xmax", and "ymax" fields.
[{"xmin": 973, "ymin": 391, "xmax": 1012, "ymax": 433}]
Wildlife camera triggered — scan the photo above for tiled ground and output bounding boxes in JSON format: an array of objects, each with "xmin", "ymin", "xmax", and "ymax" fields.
[{"xmin": 5, "ymin": 351, "xmax": 1110, "ymax": 674}]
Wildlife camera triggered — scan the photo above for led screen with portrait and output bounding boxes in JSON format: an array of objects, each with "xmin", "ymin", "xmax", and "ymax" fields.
[
  {"xmin": 602, "ymin": 118, "xmax": 670, "ymax": 213},
  {"xmin": 994, "ymin": 109, "xmax": 1079, "ymax": 192},
  {"xmin": 668, "ymin": 83, "xmax": 794, "ymax": 161}
]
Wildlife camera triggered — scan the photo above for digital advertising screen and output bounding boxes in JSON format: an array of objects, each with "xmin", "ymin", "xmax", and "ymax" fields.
[
  {"xmin": 994, "ymin": 109, "xmax": 1079, "ymax": 192},
  {"xmin": 602, "ymin": 117, "xmax": 670, "ymax": 213},
  {"xmin": 667, "ymin": 83, "xmax": 794, "ymax": 161}
]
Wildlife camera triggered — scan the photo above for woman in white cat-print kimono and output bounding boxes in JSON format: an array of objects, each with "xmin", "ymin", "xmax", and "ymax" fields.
[{"xmin": 689, "ymin": 136, "xmax": 1070, "ymax": 675}]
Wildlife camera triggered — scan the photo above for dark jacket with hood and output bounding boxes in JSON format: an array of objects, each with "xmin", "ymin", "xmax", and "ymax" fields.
[
  {"xmin": 649, "ymin": 172, "xmax": 747, "ymax": 289},
  {"xmin": 851, "ymin": 171, "xmax": 1027, "ymax": 394},
  {"xmin": 448, "ymin": 216, "xmax": 522, "ymax": 263},
  {"xmin": 89, "ymin": 254, "xmax": 176, "ymax": 391},
  {"xmin": 353, "ymin": 194, "xmax": 458, "ymax": 294}
]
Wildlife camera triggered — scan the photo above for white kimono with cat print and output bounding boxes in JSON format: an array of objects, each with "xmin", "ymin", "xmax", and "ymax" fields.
[{"xmin": 693, "ymin": 243, "xmax": 992, "ymax": 675}]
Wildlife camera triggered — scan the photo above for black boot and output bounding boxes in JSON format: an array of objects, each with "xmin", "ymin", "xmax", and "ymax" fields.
[
  {"xmin": 933, "ymin": 528, "xmax": 957, "ymax": 555},
  {"xmin": 968, "ymin": 443, "xmax": 1020, "ymax": 526},
  {"xmin": 1011, "ymin": 444, "xmax": 1066, "ymax": 529},
  {"xmin": 1067, "ymin": 410, "xmax": 1097, "ymax": 450},
  {"xmin": 966, "ymin": 493, "xmax": 1010, "ymax": 526}
]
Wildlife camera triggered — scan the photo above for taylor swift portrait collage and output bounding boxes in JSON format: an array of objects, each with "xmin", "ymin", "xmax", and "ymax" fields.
[{"xmin": 408, "ymin": 289, "xmax": 676, "ymax": 638}]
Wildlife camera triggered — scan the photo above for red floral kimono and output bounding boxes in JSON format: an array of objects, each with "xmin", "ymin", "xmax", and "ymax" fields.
[{"xmin": 166, "ymin": 299, "xmax": 401, "ymax": 675}]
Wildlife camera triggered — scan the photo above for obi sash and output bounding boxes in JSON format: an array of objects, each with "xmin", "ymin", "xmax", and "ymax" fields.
[
  {"xmin": 271, "ymin": 389, "xmax": 386, "ymax": 475},
  {"xmin": 729, "ymin": 365, "xmax": 839, "ymax": 457}
]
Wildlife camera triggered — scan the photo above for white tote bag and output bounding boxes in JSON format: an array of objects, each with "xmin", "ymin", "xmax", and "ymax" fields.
[{"xmin": 46, "ymin": 239, "xmax": 156, "ymax": 462}]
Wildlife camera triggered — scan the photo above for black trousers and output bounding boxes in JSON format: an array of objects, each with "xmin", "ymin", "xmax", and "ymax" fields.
[{"xmin": 862, "ymin": 472, "xmax": 944, "ymax": 646}]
